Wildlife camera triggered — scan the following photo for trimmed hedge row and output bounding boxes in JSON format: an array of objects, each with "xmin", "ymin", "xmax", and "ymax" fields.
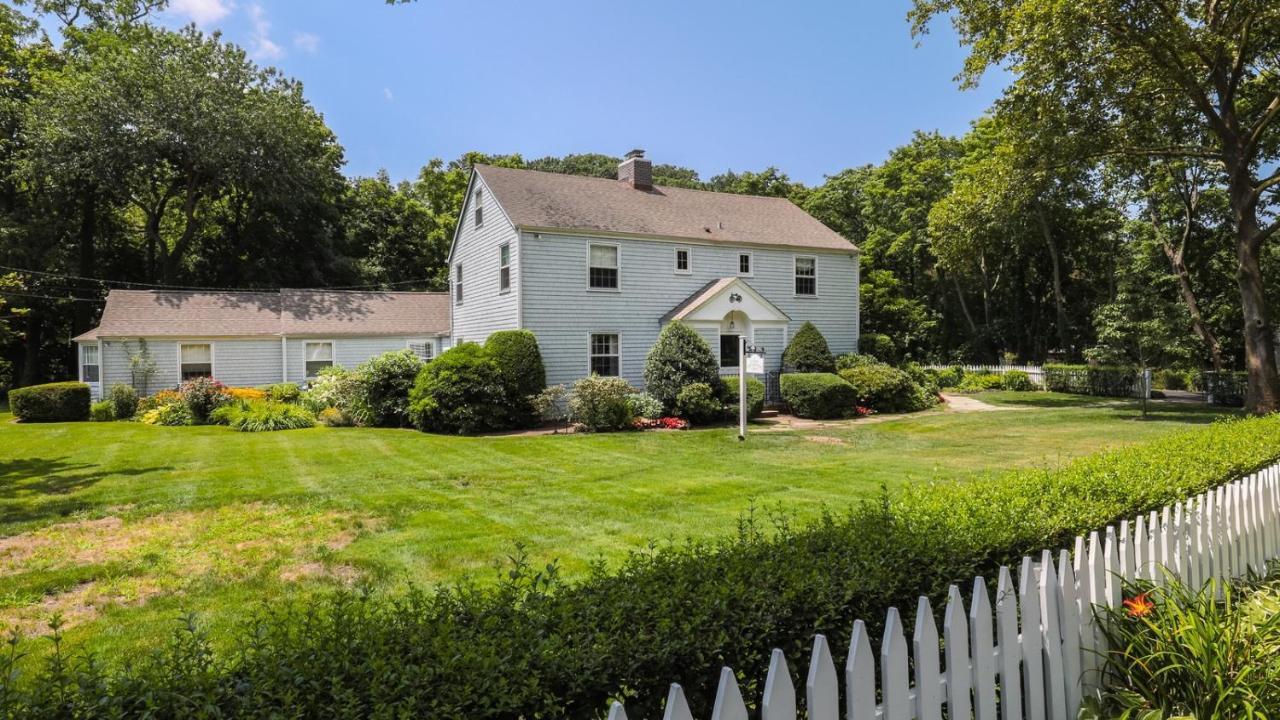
[
  {"xmin": 1044, "ymin": 364, "xmax": 1139, "ymax": 397},
  {"xmin": 779, "ymin": 372, "xmax": 856, "ymax": 418},
  {"xmin": 8, "ymin": 382, "xmax": 91, "ymax": 422},
  {"xmin": 6, "ymin": 416, "xmax": 1280, "ymax": 719}
]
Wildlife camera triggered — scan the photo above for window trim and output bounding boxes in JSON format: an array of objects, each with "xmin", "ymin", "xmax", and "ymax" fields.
[
  {"xmin": 177, "ymin": 341, "xmax": 216, "ymax": 381},
  {"xmin": 737, "ymin": 251, "xmax": 754, "ymax": 277},
  {"xmin": 79, "ymin": 343, "xmax": 100, "ymax": 384},
  {"xmin": 474, "ymin": 188, "xmax": 484, "ymax": 228},
  {"xmin": 794, "ymin": 255, "xmax": 818, "ymax": 297},
  {"xmin": 454, "ymin": 263, "xmax": 464, "ymax": 305},
  {"xmin": 303, "ymin": 340, "xmax": 336, "ymax": 380},
  {"xmin": 498, "ymin": 243, "xmax": 511, "ymax": 294},
  {"xmin": 673, "ymin": 246, "xmax": 692, "ymax": 275},
  {"xmin": 406, "ymin": 338, "xmax": 435, "ymax": 362},
  {"xmin": 587, "ymin": 332, "xmax": 622, "ymax": 377},
  {"xmin": 586, "ymin": 241, "xmax": 621, "ymax": 292}
]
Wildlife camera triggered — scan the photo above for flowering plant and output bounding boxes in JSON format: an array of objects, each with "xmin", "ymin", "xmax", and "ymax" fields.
[
  {"xmin": 631, "ymin": 416, "xmax": 689, "ymax": 431},
  {"xmin": 854, "ymin": 405, "xmax": 876, "ymax": 418},
  {"xmin": 179, "ymin": 377, "xmax": 231, "ymax": 424},
  {"xmin": 227, "ymin": 387, "xmax": 266, "ymax": 401},
  {"xmin": 1123, "ymin": 592, "xmax": 1154, "ymax": 618}
]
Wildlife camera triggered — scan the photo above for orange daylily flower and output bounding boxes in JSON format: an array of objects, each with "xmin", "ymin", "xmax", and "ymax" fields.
[{"xmin": 1123, "ymin": 592, "xmax": 1154, "ymax": 618}]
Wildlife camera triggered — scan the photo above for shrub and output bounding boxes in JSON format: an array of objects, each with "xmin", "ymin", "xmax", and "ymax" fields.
[
  {"xmin": 956, "ymin": 372, "xmax": 1004, "ymax": 392},
  {"xmin": 354, "ymin": 349, "xmax": 423, "ymax": 428},
  {"xmin": 933, "ymin": 366, "xmax": 964, "ymax": 389},
  {"xmin": 305, "ymin": 366, "xmax": 363, "ymax": 421},
  {"xmin": 408, "ymin": 343, "xmax": 509, "ymax": 435},
  {"xmin": 675, "ymin": 382, "xmax": 723, "ymax": 424},
  {"xmin": 899, "ymin": 361, "xmax": 940, "ymax": 397},
  {"xmin": 1095, "ymin": 576, "xmax": 1280, "ymax": 719},
  {"xmin": 221, "ymin": 401, "xmax": 316, "ymax": 432},
  {"xmin": 835, "ymin": 352, "xmax": 878, "ymax": 371},
  {"xmin": 1152, "ymin": 368, "xmax": 1191, "ymax": 391},
  {"xmin": 780, "ymin": 372, "xmax": 855, "ymax": 418},
  {"xmin": 1000, "ymin": 370, "xmax": 1035, "ymax": 391},
  {"xmin": 9, "ymin": 382, "xmax": 91, "ymax": 422},
  {"xmin": 721, "ymin": 376, "xmax": 765, "ymax": 419},
  {"xmin": 782, "ymin": 321, "xmax": 835, "ymax": 373},
  {"xmin": 208, "ymin": 403, "xmax": 242, "ymax": 426},
  {"xmin": 644, "ymin": 322, "xmax": 722, "ymax": 411},
  {"xmin": 858, "ymin": 332, "xmax": 897, "ymax": 364},
  {"xmin": 0, "ymin": 358, "xmax": 10, "ymax": 401},
  {"xmin": 107, "ymin": 384, "xmax": 139, "ymax": 419},
  {"xmin": 141, "ymin": 402, "xmax": 193, "ymax": 426},
  {"xmin": 486, "ymin": 331, "xmax": 547, "ymax": 426},
  {"xmin": 317, "ymin": 407, "xmax": 355, "ymax": 427},
  {"xmin": 531, "ymin": 385, "xmax": 568, "ymax": 424},
  {"xmin": 265, "ymin": 382, "xmax": 302, "ymax": 404},
  {"xmin": 227, "ymin": 386, "xmax": 266, "ymax": 401},
  {"xmin": 625, "ymin": 392, "xmax": 664, "ymax": 420},
  {"xmin": 137, "ymin": 389, "xmax": 180, "ymax": 414},
  {"xmin": 1043, "ymin": 364, "xmax": 1139, "ymax": 397},
  {"xmin": 567, "ymin": 375, "xmax": 634, "ymax": 432},
  {"xmin": 90, "ymin": 400, "xmax": 115, "ymax": 422},
  {"xmin": 179, "ymin": 377, "xmax": 230, "ymax": 423},
  {"xmin": 838, "ymin": 363, "xmax": 934, "ymax": 413}
]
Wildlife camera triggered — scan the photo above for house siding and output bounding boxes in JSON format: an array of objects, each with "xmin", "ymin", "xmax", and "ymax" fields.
[
  {"xmin": 450, "ymin": 173, "xmax": 521, "ymax": 344},
  {"xmin": 520, "ymin": 231, "xmax": 859, "ymax": 389},
  {"xmin": 285, "ymin": 336, "xmax": 443, "ymax": 382}
]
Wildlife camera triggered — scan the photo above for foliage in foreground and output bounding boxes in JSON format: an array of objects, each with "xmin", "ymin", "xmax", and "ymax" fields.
[
  {"xmin": 4, "ymin": 416, "xmax": 1280, "ymax": 719},
  {"xmin": 8, "ymin": 382, "xmax": 90, "ymax": 422},
  {"xmin": 1091, "ymin": 573, "xmax": 1280, "ymax": 720}
]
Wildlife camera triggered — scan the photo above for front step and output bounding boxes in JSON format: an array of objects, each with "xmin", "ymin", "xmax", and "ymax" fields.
[{"xmin": 758, "ymin": 409, "xmax": 779, "ymax": 419}]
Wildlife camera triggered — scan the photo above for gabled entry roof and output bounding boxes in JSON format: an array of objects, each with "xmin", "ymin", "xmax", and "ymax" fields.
[{"xmin": 662, "ymin": 278, "xmax": 791, "ymax": 324}]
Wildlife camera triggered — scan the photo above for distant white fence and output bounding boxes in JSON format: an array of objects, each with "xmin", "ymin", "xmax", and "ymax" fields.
[
  {"xmin": 606, "ymin": 462, "xmax": 1280, "ymax": 720},
  {"xmin": 924, "ymin": 364, "xmax": 1048, "ymax": 388}
]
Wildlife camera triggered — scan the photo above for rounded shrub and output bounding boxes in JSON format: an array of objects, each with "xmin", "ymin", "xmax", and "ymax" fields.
[
  {"xmin": 721, "ymin": 376, "xmax": 765, "ymax": 418},
  {"xmin": 858, "ymin": 332, "xmax": 897, "ymax": 363},
  {"xmin": 409, "ymin": 343, "xmax": 509, "ymax": 435},
  {"xmin": 675, "ymin": 382, "xmax": 723, "ymax": 424},
  {"xmin": 838, "ymin": 363, "xmax": 934, "ymax": 413},
  {"xmin": 956, "ymin": 372, "xmax": 1004, "ymax": 392},
  {"xmin": 304, "ymin": 366, "xmax": 363, "ymax": 421},
  {"xmin": 567, "ymin": 375, "xmax": 633, "ymax": 432},
  {"xmin": 644, "ymin": 321, "xmax": 722, "ymax": 411},
  {"xmin": 179, "ymin": 377, "xmax": 230, "ymax": 424},
  {"xmin": 485, "ymin": 331, "xmax": 546, "ymax": 426},
  {"xmin": 1000, "ymin": 370, "xmax": 1035, "ymax": 392},
  {"xmin": 107, "ymin": 384, "xmax": 139, "ymax": 420},
  {"xmin": 782, "ymin": 322, "xmax": 835, "ymax": 373},
  {"xmin": 265, "ymin": 383, "xmax": 302, "ymax": 404},
  {"xmin": 933, "ymin": 366, "xmax": 964, "ymax": 389},
  {"xmin": 835, "ymin": 352, "xmax": 878, "ymax": 371},
  {"xmin": 779, "ymin": 373, "xmax": 855, "ymax": 419},
  {"xmin": 9, "ymin": 382, "xmax": 91, "ymax": 422},
  {"xmin": 625, "ymin": 392, "xmax": 664, "ymax": 420},
  {"xmin": 355, "ymin": 349, "xmax": 423, "ymax": 427},
  {"xmin": 90, "ymin": 400, "xmax": 115, "ymax": 422}
]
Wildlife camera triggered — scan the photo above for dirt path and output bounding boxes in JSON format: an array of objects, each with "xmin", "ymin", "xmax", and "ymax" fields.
[{"xmin": 939, "ymin": 393, "xmax": 1007, "ymax": 412}]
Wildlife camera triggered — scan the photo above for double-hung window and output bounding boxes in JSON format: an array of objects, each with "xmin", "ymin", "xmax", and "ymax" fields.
[
  {"xmin": 305, "ymin": 341, "xmax": 334, "ymax": 379},
  {"xmin": 179, "ymin": 343, "xmax": 213, "ymax": 380},
  {"xmin": 674, "ymin": 247, "xmax": 691, "ymax": 274},
  {"xmin": 80, "ymin": 345, "xmax": 100, "ymax": 383},
  {"xmin": 474, "ymin": 189, "xmax": 483, "ymax": 227},
  {"xmin": 498, "ymin": 243, "xmax": 511, "ymax": 292},
  {"xmin": 588, "ymin": 243, "xmax": 619, "ymax": 290},
  {"xmin": 409, "ymin": 341, "xmax": 434, "ymax": 362},
  {"xmin": 795, "ymin": 256, "xmax": 817, "ymax": 296},
  {"xmin": 589, "ymin": 334, "xmax": 620, "ymax": 377},
  {"xmin": 738, "ymin": 252, "xmax": 752, "ymax": 276},
  {"xmin": 454, "ymin": 263, "xmax": 464, "ymax": 305}
]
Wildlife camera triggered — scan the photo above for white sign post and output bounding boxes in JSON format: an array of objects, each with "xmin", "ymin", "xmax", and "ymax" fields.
[{"xmin": 739, "ymin": 339, "xmax": 765, "ymax": 441}]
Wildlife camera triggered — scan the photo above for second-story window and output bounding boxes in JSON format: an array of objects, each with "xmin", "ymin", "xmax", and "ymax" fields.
[
  {"xmin": 589, "ymin": 243, "xmax": 619, "ymax": 290},
  {"xmin": 738, "ymin": 252, "xmax": 752, "ymax": 276},
  {"xmin": 498, "ymin": 243, "xmax": 511, "ymax": 292},
  {"xmin": 674, "ymin": 247, "xmax": 690, "ymax": 274},
  {"xmin": 474, "ymin": 189, "xmax": 483, "ymax": 228},
  {"xmin": 454, "ymin": 263, "xmax": 464, "ymax": 304},
  {"xmin": 795, "ymin": 256, "xmax": 816, "ymax": 296}
]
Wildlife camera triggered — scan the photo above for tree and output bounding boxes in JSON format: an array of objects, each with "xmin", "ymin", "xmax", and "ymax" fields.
[
  {"xmin": 343, "ymin": 172, "xmax": 443, "ymax": 290},
  {"xmin": 911, "ymin": 0, "xmax": 1280, "ymax": 411},
  {"xmin": 782, "ymin": 321, "xmax": 836, "ymax": 373},
  {"xmin": 643, "ymin": 321, "xmax": 721, "ymax": 411}
]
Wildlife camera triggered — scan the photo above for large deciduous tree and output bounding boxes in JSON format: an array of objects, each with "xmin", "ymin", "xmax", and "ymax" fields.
[{"xmin": 911, "ymin": 0, "xmax": 1280, "ymax": 411}]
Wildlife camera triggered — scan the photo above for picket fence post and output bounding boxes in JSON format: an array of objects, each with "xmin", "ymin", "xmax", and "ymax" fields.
[{"xmin": 607, "ymin": 461, "xmax": 1280, "ymax": 720}]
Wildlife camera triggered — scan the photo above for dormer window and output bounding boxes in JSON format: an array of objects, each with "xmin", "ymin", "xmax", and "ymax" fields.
[{"xmin": 474, "ymin": 189, "xmax": 483, "ymax": 227}]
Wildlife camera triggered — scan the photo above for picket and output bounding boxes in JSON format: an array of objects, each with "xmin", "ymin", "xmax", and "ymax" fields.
[{"xmin": 608, "ymin": 464, "xmax": 1280, "ymax": 720}]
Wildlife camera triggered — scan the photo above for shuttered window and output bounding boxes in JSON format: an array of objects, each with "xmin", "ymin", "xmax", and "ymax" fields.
[{"xmin": 589, "ymin": 244, "xmax": 619, "ymax": 289}]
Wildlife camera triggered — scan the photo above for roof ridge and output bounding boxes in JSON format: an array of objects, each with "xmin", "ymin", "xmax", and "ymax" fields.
[{"xmin": 476, "ymin": 163, "xmax": 801, "ymax": 204}]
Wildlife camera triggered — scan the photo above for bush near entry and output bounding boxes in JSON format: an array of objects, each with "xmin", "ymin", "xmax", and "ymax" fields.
[
  {"xmin": 838, "ymin": 363, "xmax": 935, "ymax": 413},
  {"xmin": 721, "ymin": 376, "xmax": 764, "ymax": 419},
  {"xmin": 9, "ymin": 381, "xmax": 91, "ymax": 422},
  {"xmin": 780, "ymin": 372, "xmax": 856, "ymax": 418},
  {"xmin": 485, "ymin": 330, "xmax": 547, "ymax": 427},
  {"xmin": 643, "ymin": 321, "xmax": 722, "ymax": 412},
  {"xmin": 782, "ymin": 321, "xmax": 835, "ymax": 373},
  {"xmin": 7, "ymin": 416, "xmax": 1279, "ymax": 720}
]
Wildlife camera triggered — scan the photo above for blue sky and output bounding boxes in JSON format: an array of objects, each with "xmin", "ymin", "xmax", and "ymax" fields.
[{"xmin": 157, "ymin": 0, "xmax": 1005, "ymax": 186}]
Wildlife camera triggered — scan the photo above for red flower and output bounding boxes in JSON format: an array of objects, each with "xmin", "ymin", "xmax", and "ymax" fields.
[{"xmin": 1123, "ymin": 593, "xmax": 1154, "ymax": 618}]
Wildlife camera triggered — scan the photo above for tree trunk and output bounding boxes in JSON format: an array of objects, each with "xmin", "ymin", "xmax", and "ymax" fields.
[
  {"xmin": 1035, "ymin": 202, "xmax": 1071, "ymax": 356},
  {"xmin": 951, "ymin": 273, "xmax": 979, "ymax": 336},
  {"xmin": 19, "ymin": 311, "xmax": 43, "ymax": 387},
  {"xmin": 1234, "ymin": 227, "xmax": 1280, "ymax": 413},
  {"xmin": 73, "ymin": 190, "xmax": 97, "ymax": 336},
  {"xmin": 1162, "ymin": 243, "xmax": 1225, "ymax": 371}
]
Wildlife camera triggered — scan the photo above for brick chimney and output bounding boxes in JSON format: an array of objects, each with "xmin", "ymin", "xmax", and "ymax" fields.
[{"xmin": 618, "ymin": 149, "xmax": 652, "ymax": 190}]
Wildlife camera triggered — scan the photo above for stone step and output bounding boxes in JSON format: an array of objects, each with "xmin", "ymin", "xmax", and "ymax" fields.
[{"xmin": 758, "ymin": 409, "xmax": 780, "ymax": 418}]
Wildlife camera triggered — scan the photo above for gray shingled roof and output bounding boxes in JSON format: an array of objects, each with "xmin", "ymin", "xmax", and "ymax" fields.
[
  {"xmin": 73, "ymin": 289, "xmax": 450, "ymax": 341},
  {"xmin": 474, "ymin": 164, "xmax": 857, "ymax": 252}
]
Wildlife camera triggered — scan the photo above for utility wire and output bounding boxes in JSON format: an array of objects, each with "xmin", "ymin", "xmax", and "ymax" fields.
[
  {"xmin": 0, "ymin": 289, "xmax": 106, "ymax": 303},
  {"xmin": 0, "ymin": 264, "xmax": 440, "ymax": 292}
]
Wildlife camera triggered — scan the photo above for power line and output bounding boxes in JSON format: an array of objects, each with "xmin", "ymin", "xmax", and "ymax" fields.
[
  {"xmin": 0, "ymin": 289, "xmax": 106, "ymax": 303},
  {"xmin": 0, "ymin": 264, "xmax": 440, "ymax": 292}
]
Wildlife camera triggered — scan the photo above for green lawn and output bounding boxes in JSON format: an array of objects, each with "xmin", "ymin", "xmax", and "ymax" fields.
[{"xmin": 0, "ymin": 392, "xmax": 1234, "ymax": 660}]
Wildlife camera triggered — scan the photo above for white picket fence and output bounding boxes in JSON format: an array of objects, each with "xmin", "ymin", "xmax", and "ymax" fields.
[
  {"xmin": 925, "ymin": 363, "xmax": 1048, "ymax": 388},
  {"xmin": 606, "ymin": 461, "xmax": 1280, "ymax": 720}
]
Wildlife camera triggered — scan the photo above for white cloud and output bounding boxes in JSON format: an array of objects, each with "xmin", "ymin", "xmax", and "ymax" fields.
[
  {"xmin": 383, "ymin": 88, "xmax": 394, "ymax": 102},
  {"xmin": 248, "ymin": 4, "xmax": 283, "ymax": 60},
  {"xmin": 169, "ymin": 0, "xmax": 232, "ymax": 26},
  {"xmin": 292, "ymin": 31, "xmax": 320, "ymax": 54}
]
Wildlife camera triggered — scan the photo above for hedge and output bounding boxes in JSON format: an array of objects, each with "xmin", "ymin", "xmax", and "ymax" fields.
[
  {"xmin": 1044, "ymin": 364, "xmax": 1140, "ymax": 397},
  {"xmin": 8, "ymin": 381, "xmax": 91, "ymax": 422},
  {"xmin": 780, "ymin": 372, "xmax": 855, "ymax": 418},
  {"xmin": 5, "ymin": 416, "xmax": 1280, "ymax": 719},
  {"xmin": 721, "ymin": 376, "xmax": 764, "ymax": 418}
]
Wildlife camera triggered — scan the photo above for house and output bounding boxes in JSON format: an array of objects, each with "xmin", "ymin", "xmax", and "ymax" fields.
[
  {"xmin": 449, "ymin": 151, "xmax": 859, "ymax": 390},
  {"xmin": 73, "ymin": 289, "xmax": 450, "ymax": 398}
]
